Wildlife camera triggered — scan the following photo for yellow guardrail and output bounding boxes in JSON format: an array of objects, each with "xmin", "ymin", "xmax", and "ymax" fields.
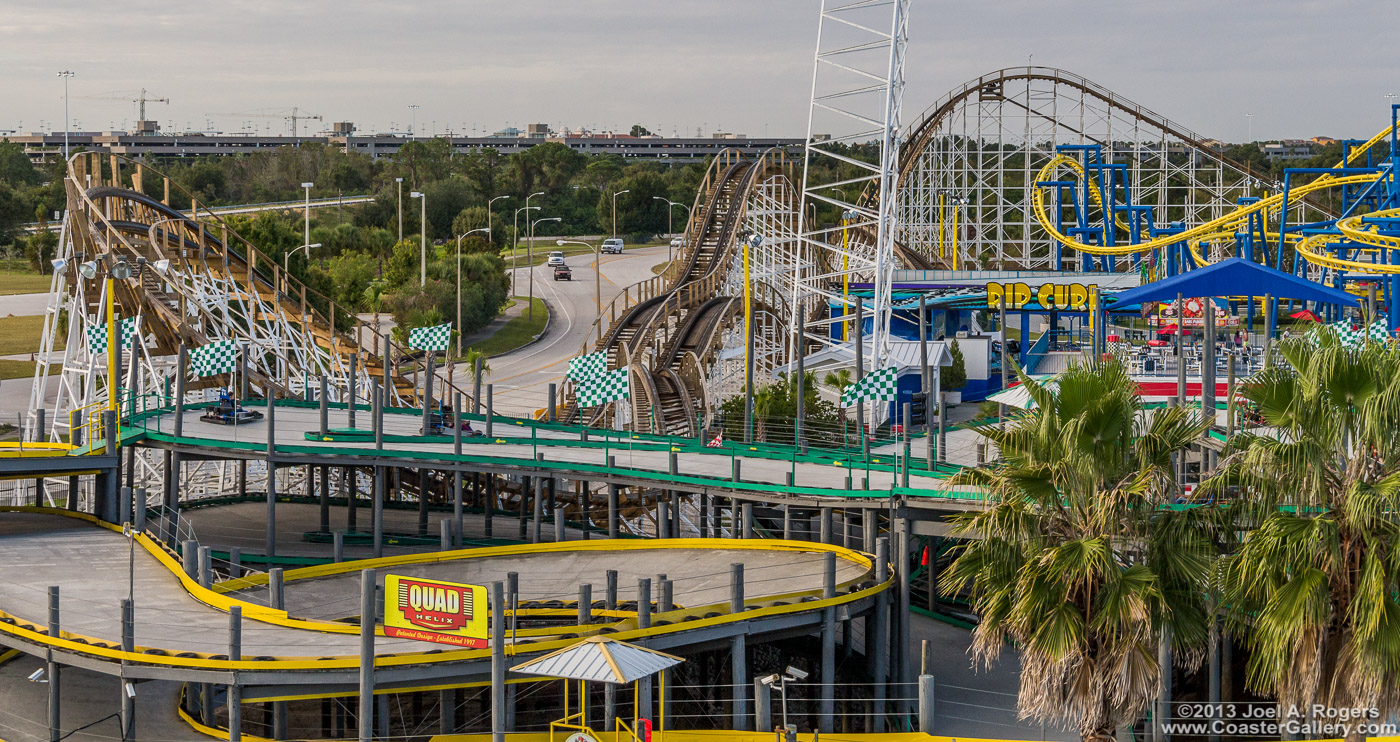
[{"xmin": 0, "ymin": 507, "xmax": 888, "ymax": 674}]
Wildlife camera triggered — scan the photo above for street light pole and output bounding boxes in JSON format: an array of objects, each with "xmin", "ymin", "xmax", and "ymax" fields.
[
  {"xmin": 558, "ymin": 239, "xmax": 601, "ymax": 317},
  {"xmin": 409, "ymin": 105, "xmax": 420, "ymax": 139},
  {"xmin": 57, "ymin": 71, "xmax": 75, "ymax": 160},
  {"xmin": 512, "ymin": 205, "xmax": 539, "ymax": 298},
  {"xmin": 411, "ymin": 191, "xmax": 427, "ymax": 286},
  {"xmin": 611, "ymin": 189, "xmax": 630, "ymax": 238},
  {"xmin": 488, "ymin": 195, "xmax": 509, "ymax": 245},
  {"xmin": 396, "ymin": 178, "xmax": 404, "ymax": 243},
  {"xmin": 528, "ymin": 216, "xmax": 561, "ymax": 321},
  {"xmin": 284, "ymin": 243, "xmax": 322, "ymax": 274},
  {"xmin": 653, "ymin": 197, "xmax": 691, "ymax": 264},
  {"xmin": 456, "ymin": 228, "xmax": 490, "ymax": 358},
  {"xmin": 301, "ymin": 181, "xmax": 314, "ymax": 263}
]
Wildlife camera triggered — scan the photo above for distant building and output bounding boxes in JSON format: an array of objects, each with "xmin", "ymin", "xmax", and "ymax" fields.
[
  {"xmin": 1310, "ymin": 136, "xmax": 1338, "ymax": 146},
  {"xmin": 525, "ymin": 123, "xmax": 550, "ymax": 139},
  {"xmin": 1260, "ymin": 141, "xmax": 1314, "ymax": 162},
  {"xmin": 0, "ymin": 130, "xmax": 801, "ymax": 164}
]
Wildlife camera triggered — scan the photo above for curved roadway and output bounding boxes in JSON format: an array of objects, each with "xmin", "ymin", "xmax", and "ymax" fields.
[{"xmin": 488, "ymin": 245, "xmax": 672, "ymax": 416}]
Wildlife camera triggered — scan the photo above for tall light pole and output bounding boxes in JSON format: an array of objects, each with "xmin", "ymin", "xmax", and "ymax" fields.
[
  {"xmin": 284, "ymin": 242, "xmax": 322, "ymax": 273},
  {"xmin": 409, "ymin": 105, "xmax": 420, "ymax": 139},
  {"xmin": 395, "ymin": 177, "xmax": 404, "ymax": 243},
  {"xmin": 57, "ymin": 71, "xmax": 75, "ymax": 160},
  {"xmin": 528, "ymin": 216, "xmax": 561, "ymax": 320},
  {"xmin": 741, "ymin": 231, "xmax": 762, "ymax": 443},
  {"xmin": 611, "ymin": 189, "xmax": 630, "ymax": 238},
  {"xmin": 456, "ymin": 228, "xmax": 491, "ymax": 357},
  {"xmin": 652, "ymin": 196, "xmax": 690, "ymax": 263},
  {"xmin": 558, "ymin": 238, "xmax": 601, "ymax": 316},
  {"xmin": 487, "ymin": 195, "xmax": 509, "ymax": 245},
  {"xmin": 301, "ymin": 181, "xmax": 314, "ymax": 263},
  {"xmin": 512, "ymin": 205, "xmax": 539, "ymax": 297},
  {"xmin": 1246, "ymin": 113, "xmax": 1254, "ymax": 142},
  {"xmin": 411, "ymin": 191, "xmax": 426, "ymax": 286}
]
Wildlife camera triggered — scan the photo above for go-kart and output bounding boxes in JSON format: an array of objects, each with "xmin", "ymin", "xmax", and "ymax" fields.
[{"xmin": 200, "ymin": 390, "xmax": 265, "ymax": 426}]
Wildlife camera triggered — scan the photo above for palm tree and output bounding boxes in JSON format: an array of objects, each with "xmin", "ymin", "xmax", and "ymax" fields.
[
  {"xmin": 1207, "ymin": 336, "xmax": 1400, "ymax": 721},
  {"xmin": 462, "ymin": 347, "xmax": 491, "ymax": 374},
  {"xmin": 940, "ymin": 361, "xmax": 1212, "ymax": 741},
  {"xmin": 823, "ymin": 369, "xmax": 853, "ymax": 438},
  {"xmin": 753, "ymin": 386, "xmax": 777, "ymax": 443}
]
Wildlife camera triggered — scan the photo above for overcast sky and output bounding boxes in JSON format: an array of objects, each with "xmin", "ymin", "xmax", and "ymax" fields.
[{"xmin": 2, "ymin": 0, "xmax": 1395, "ymax": 142}]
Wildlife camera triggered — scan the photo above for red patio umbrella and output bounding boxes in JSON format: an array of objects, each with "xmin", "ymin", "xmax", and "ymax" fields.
[
  {"xmin": 1158, "ymin": 324, "xmax": 1181, "ymax": 335},
  {"xmin": 1290, "ymin": 309, "xmax": 1322, "ymax": 322}
]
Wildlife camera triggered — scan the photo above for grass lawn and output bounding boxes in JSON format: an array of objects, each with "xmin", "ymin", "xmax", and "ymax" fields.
[
  {"xmin": 0, "ymin": 271, "xmax": 53, "ymax": 295},
  {"xmin": 0, "ymin": 315, "xmax": 48, "ymax": 356},
  {"xmin": 465, "ymin": 297, "xmax": 550, "ymax": 358},
  {"xmin": 0, "ymin": 359, "xmax": 58, "ymax": 380}
]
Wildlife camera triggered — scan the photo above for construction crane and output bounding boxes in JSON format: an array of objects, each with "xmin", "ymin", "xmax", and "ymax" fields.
[
  {"xmin": 75, "ymin": 88, "xmax": 170, "ymax": 132},
  {"xmin": 205, "ymin": 107, "xmax": 323, "ymax": 137}
]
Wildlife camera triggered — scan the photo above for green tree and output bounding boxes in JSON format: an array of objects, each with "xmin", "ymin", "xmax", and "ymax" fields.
[
  {"xmin": 1208, "ymin": 336, "xmax": 1400, "ymax": 719},
  {"xmin": 944, "ymin": 339, "xmax": 968, "ymax": 390},
  {"xmin": 595, "ymin": 171, "xmax": 668, "ymax": 236},
  {"xmin": 0, "ymin": 184, "xmax": 28, "ymax": 247},
  {"xmin": 422, "ymin": 178, "xmax": 473, "ymax": 240},
  {"xmin": 507, "ymin": 141, "xmax": 587, "ymax": 196},
  {"xmin": 629, "ymin": 124, "xmax": 653, "ymax": 137},
  {"xmin": 326, "ymin": 250, "xmax": 376, "ymax": 309},
  {"xmin": 0, "ymin": 142, "xmax": 41, "ymax": 187},
  {"xmin": 941, "ymin": 361, "xmax": 1212, "ymax": 741},
  {"xmin": 21, "ymin": 231, "xmax": 58, "ymax": 274},
  {"xmin": 717, "ymin": 372, "xmax": 842, "ymax": 447},
  {"xmin": 383, "ymin": 239, "xmax": 424, "ymax": 288}
]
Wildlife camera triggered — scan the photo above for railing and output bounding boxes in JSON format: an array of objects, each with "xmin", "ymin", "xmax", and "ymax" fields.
[{"xmin": 66, "ymin": 152, "xmax": 465, "ymax": 406}]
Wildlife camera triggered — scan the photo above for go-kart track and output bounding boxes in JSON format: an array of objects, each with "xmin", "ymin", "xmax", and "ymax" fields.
[
  {"xmin": 0, "ymin": 509, "xmax": 880, "ymax": 692},
  {"xmin": 132, "ymin": 400, "xmax": 965, "ymax": 508}
]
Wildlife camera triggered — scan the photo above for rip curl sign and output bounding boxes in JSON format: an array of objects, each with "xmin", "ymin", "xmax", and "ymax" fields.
[{"xmin": 383, "ymin": 575, "xmax": 489, "ymax": 647}]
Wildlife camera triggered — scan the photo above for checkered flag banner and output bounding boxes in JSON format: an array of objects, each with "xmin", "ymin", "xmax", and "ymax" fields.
[
  {"xmin": 86, "ymin": 317, "xmax": 139, "ymax": 355},
  {"xmin": 409, "ymin": 323, "xmax": 452, "ymax": 352},
  {"xmin": 841, "ymin": 365, "xmax": 898, "ymax": 407},
  {"xmin": 575, "ymin": 367, "xmax": 629, "ymax": 407},
  {"xmin": 189, "ymin": 340, "xmax": 238, "ymax": 377},
  {"xmin": 1322, "ymin": 317, "xmax": 1392, "ymax": 347},
  {"xmin": 568, "ymin": 351, "xmax": 608, "ymax": 383}
]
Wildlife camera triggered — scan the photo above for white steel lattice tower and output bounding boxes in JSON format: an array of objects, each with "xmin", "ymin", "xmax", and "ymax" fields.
[{"xmin": 797, "ymin": 0, "xmax": 912, "ymax": 371}]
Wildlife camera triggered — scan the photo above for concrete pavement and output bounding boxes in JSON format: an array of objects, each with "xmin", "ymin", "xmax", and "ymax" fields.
[{"xmin": 487, "ymin": 245, "xmax": 671, "ymax": 416}]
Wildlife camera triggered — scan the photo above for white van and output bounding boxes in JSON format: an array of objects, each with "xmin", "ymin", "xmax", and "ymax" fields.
[{"xmin": 601, "ymin": 238, "xmax": 624, "ymax": 254}]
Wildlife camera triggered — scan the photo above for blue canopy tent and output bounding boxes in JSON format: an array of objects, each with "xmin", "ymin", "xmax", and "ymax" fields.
[{"xmin": 1106, "ymin": 258, "xmax": 1361, "ymax": 338}]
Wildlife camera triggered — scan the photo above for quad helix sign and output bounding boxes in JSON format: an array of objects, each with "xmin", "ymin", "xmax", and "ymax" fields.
[{"xmin": 383, "ymin": 575, "xmax": 489, "ymax": 647}]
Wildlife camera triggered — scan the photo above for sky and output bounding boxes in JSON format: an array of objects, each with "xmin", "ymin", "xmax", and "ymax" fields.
[{"xmin": 1, "ymin": 0, "xmax": 1396, "ymax": 142}]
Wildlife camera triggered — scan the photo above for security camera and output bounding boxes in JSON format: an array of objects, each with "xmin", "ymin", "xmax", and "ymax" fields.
[
  {"xmin": 27, "ymin": 668, "xmax": 45, "ymax": 682},
  {"xmin": 785, "ymin": 666, "xmax": 808, "ymax": 681},
  {"xmin": 125, "ymin": 682, "xmax": 136, "ymax": 698},
  {"xmin": 759, "ymin": 673, "xmax": 780, "ymax": 687}
]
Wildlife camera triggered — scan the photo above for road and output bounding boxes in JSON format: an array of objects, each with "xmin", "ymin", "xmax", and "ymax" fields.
[{"xmin": 485, "ymin": 244, "xmax": 671, "ymax": 416}]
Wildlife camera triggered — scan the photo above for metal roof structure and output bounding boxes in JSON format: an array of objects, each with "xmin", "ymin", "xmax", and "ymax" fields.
[
  {"xmin": 510, "ymin": 637, "xmax": 684, "ymax": 685},
  {"xmin": 1106, "ymin": 257, "xmax": 1360, "ymax": 307},
  {"xmin": 772, "ymin": 339, "xmax": 953, "ymax": 378}
]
